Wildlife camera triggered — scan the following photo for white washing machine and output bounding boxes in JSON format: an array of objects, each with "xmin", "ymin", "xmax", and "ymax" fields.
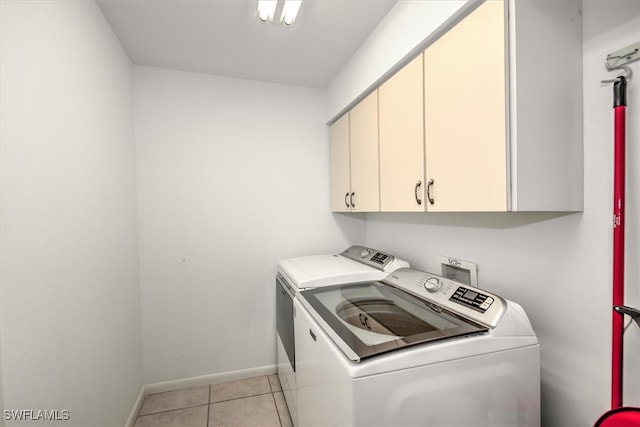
[
  {"xmin": 276, "ymin": 246, "xmax": 410, "ymax": 426},
  {"xmin": 294, "ymin": 267, "xmax": 540, "ymax": 427}
]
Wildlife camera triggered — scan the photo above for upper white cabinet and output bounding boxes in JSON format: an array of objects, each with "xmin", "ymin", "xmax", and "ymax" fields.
[
  {"xmin": 422, "ymin": 0, "xmax": 582, "ymax": 212},
  {"xmin": 424, "ymin": 0, "xmax": 508, "ymax": 212},
  {"xmin": 379, "ymin": 55, "xmax": 425, "ymax": 212},
  {"xmin": 330, "ymin": 91, "xmax": 380, "ymax": 212},
  {"xmin": 349, "ymin": 91, "xmax": 380, "ymax": 212},
  {"xmin": 330, "ymin": 0, "xmax": 583, "ymax": 213},
  {"xmin": 329, "ymin": 113, "xmax": 350, "ymax": 212}
]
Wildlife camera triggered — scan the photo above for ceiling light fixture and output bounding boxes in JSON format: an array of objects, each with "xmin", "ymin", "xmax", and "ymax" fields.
[
  {"xmin": 257, "ymin": 0, "xmax": 277, "ymax": 22},
  {"xmin": 257, "ymin": 0, "xmax": 302, "ymax": 26},
  {"xmin": 281, "ymin": 0, "xmax": 301, "ymax": 26}
]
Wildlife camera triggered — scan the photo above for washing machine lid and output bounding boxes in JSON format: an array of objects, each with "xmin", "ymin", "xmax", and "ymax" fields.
[
  {"xmin": 278, "ymin": 246, "xmax": 408, "ymax": 289},
  {"xmin": 299, "ymin": 281, "xmax": 488, "ymax": 362},
  {"xmin": 278, "ymin": 255, "xmax": 378, "ymax": 289}
]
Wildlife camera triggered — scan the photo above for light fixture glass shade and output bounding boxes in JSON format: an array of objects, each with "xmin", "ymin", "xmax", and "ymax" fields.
[
  {"xmin": 257, "ymin": 0, "xmax": 277, "ymax": 22},
  {"xmin": 281, "ymin": 0, "xmax": 301, "ymax": 25}
]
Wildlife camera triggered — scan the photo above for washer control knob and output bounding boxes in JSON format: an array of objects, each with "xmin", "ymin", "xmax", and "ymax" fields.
[
  {"xmin": 424, "ymin": 277, "xmax": 441, "ymax": 292},
  {"xmin": 360, "ymin": 249, "xmax": 371, "ymax": 258}
]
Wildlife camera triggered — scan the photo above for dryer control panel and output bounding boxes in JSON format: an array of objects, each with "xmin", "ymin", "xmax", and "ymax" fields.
[
  {"xmin": 340, "ymin": 245, "xmax": 408, "ymax": 272},
  {"xmin": 384, "ymin": 268, "xmax": 507, "ymax": 329}
]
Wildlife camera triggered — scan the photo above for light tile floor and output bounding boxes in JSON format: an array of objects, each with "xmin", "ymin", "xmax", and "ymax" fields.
[{"xmin": 134, "ymin": 375, "xmax": 293, "ymax": 427}]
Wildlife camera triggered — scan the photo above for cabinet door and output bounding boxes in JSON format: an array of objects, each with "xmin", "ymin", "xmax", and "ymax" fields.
[
  {"xmin": 349, "ymin": 91, "xmax": 380, "ymax": 212},
  {"xmin": 424, "ymin": 0, "xmax": 507, "ymax": 211},
  {"xmin": 379, "ymin": 55, "xmax": 425, "ymax": 212},
  {"xmin": 329, "ymin": 113, "xmax": 351, "ymax": 212}
]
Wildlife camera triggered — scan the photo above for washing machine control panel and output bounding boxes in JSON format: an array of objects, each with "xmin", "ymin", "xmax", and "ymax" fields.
[
  {"xmin": 385, "ymin": 267, "xmax": 507, "ymax": 328},
  {"xmin": 450, "ymin": 287, "xmax": 494, "ymax": 313}
]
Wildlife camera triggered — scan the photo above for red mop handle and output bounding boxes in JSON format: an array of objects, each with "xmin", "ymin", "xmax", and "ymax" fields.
[{"xmin": 612, "ymin": 75, "xmax": 627, "ymax": 409}]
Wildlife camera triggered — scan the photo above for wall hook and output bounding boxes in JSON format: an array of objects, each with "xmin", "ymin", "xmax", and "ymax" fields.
[
  {"xmin": 602, "ymin": 65, "xmax": 632, "ymax": 84},
  {"xmin": 601, "ymin": 41, "xmax": 639, "ymax": 84}
]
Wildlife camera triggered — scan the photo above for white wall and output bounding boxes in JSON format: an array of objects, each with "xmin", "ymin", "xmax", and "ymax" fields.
[
  {"xmin": 134, "ymin": 66, "xmax": 365, "ymax": 384},
  {"xmin": 346, "ymin": 1, "xmax": 639, "ymax": 426},
  {"xmin": 0, "ymin": 1, "xmax": 143, "ymax": 426}
]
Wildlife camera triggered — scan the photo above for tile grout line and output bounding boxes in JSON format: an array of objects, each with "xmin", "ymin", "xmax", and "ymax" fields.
[
  {"xmin": 206, "ymin": 384, "xmax": 211, "ymax": 427},
  {"xmin": 269, "ymin": 375, "xmax": 288, "ymax": 426},
  {"xmin": 271, "ymin": 392, "xmax": 284, "ymax": 427},
  {"xmin": 265, "ymin": 375, "xmax": 282, "ymax": 426},
  {"xmin": 210, "ymin": 390, "xmax": 274, "ymax": 404},
  {"xmin": 207, "ymin": 384, "xmax": 213, "ymax": 427},
  {"xmin": 136, "ymin": 403, "xmax": 210, "ymax": 418}
]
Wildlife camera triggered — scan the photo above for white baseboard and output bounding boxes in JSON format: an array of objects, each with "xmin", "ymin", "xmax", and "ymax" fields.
[
  {"xmin": 125, "ymin": 365, "xmax": 277, "ymax": 425},
  {"xmin": 125, "ymin": 384, "xmax": 147, "ymax": 427}
]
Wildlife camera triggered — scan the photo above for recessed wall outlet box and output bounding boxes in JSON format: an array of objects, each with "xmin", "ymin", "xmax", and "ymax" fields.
[{"xmin": 437, "ymin": 256, "xmax": 478, "ymax": 287}]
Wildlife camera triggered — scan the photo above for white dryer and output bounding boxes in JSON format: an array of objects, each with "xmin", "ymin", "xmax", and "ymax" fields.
[
  {"xmin": 276, "ymin": 246, "xmax": 409, "ymax": 426},
  {"xmin": 294, "ymin": 267, "xmax": 540, "ymax": 426}
]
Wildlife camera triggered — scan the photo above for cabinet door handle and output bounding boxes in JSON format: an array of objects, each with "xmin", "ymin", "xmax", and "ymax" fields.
[
  {"xmin": 309, "ymin": 329, "xmax": 317, "ymax": 342},
  {"xmin": 344, "ymin": 192, "xmax": 350, "ymax": 209},
  {"xmin": 427, "ymin": 179, "xmax": 435, "ymax": 205},
  {"xmin": 414, "ymin": 181, "xmax": 422, "ymax": 205},
  {"xmin": 350, "ymin": 192, "xmax": 355, "ymax": 208}
]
